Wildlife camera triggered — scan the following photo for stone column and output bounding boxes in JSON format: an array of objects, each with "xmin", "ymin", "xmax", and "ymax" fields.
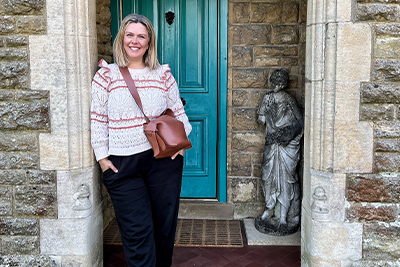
[
  {"xmin": 302, "ymin": 0, "xmax": 373, "ymax": 266},
  {"xmin": 29, "ymin": 0, "xmax": 102, "ymax": 265}
]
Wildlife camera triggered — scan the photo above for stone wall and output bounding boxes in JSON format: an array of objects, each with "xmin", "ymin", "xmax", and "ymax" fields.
[
  {"xmin": 0, "ymin": 0, "xmax": 59, "ymax": 264},
  {"xmin": 345, "ymin": 1, "xmax": 400, "ymax": 264},
  {"xmin": 96, "ymin": 0, "xmax": 112, "ymax": 63},
  {"xmin": 227, "ymin": 0, "xmax": 307, "ymax": 218}
]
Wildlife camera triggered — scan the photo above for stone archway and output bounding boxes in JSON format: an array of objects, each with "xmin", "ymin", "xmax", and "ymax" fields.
[{"xmin": 0, "ymin": 0, "xmax": 394, "ymax": 265}]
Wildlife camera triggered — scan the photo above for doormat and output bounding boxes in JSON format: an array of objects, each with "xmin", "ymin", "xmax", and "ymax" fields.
[{"xmin": 104, "ymin": 218, "xmax": 244, "ymax": 248}]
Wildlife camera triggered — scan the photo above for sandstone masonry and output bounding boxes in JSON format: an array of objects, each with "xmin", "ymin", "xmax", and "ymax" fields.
[
  {"xmin": 347, "ymin": 0, "xmax": 400, "ymax": 264},
  {"xmin": 227, "ymin": 0, "xmax": 306, "ymax": 218},
  {"xmin": 0, "ymin": 0, "xmax": 58, "ymax": 261}
]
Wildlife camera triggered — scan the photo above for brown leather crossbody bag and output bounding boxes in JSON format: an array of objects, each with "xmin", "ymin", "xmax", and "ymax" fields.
[{"xmin": 119, "ymin": 66, "xmax": 192, "ymax": 159}]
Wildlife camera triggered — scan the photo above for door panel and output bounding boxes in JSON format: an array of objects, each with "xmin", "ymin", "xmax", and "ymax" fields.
[{"xmin": 120, "ymin": 0, "xmax": 218, "ymax": 198}]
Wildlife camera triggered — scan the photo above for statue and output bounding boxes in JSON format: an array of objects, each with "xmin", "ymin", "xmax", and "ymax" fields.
[{"xmin": 255, "ymin": 68, "xmax": 303, "ymax": 236}]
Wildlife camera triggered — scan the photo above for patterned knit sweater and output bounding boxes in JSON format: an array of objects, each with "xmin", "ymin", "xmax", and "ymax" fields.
[{"xmin": 90, "ymin": 59, "xmax": 192, "ymax": 161}]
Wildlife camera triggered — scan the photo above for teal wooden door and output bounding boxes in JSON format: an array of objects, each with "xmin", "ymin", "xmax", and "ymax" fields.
[{"xmin": 115, "ymin": 0, "xmax": 218, "ymax": 198}]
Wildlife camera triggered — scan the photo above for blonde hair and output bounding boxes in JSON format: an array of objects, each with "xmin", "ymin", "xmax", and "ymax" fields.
[{"xmin": 113, "ymin": 14, "xmax": 160, "ymax": 70}]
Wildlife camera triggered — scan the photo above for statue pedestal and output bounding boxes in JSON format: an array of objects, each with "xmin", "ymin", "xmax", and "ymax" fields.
[
  {"xmin": 243, "ymin": 219, "xmax": 300, "ymax": 246},
  {"xmin": 254, "ymin": 215, "xmax": 299, "ymax": 236}
]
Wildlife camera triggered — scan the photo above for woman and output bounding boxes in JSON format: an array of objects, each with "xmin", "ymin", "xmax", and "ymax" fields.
[
  {"xmin": 257, "ymin": 69, "xmax": 303, "ymax": 233},
  {"xmin": 90, "ymin": 14, "xmax": 191, "ymax": 267}
]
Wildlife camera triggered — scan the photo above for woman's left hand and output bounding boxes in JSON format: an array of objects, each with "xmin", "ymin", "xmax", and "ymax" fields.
[{"xmin": 171, "ymin": 149, "xmax": 185, "ymax": 160}]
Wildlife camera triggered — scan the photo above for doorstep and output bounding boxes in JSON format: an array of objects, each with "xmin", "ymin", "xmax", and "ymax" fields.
[
  {"xmin": 243, "ymin": 219, "xmax": 301, "ymax": 246},
  {"xmin": 178, "ymin": 200, "xmax": 234, "ymax": 220}
]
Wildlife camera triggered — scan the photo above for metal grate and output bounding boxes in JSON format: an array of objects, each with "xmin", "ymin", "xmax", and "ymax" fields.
[
  {"xmin": 174, "ymin": 219, "xmax": 243, "ymax": 247},
  {"xmin": 104, "ymin": 218, "xmax": 244, "ymax": 247}
]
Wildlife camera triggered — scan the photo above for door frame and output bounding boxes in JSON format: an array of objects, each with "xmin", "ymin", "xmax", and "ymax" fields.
[{"xmin": 110, "ymin": 0, "xmax": 228, "ymax": 202}]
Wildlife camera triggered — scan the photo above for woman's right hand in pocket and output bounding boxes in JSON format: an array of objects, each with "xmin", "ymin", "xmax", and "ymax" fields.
[{"xmin": 99, "ymin": 158, "xmax": 118, "ymax": 173}]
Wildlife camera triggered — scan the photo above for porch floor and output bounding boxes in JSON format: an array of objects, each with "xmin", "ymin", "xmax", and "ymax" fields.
[{"xmin": 103, "ymin": 221, "xmax": 301, "ymax": 267}]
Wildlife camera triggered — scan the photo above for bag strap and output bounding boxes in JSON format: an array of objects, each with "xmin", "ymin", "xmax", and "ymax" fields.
[{"xmin": 119, "ymin": 66, "xmax": 150, "ymax": 123}]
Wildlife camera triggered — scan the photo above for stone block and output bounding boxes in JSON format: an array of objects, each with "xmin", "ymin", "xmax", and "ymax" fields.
[
  {"xmin": 40, "ymin": 208, "xmax": 103, "ymax": 256},
  {"xmin": 229, "ymin": 25, "xmax": 271, "ymax": 45},
  {"xmin": 14, "ymin": 185, "xmax": 57, "ymax": 217},
  {"xmin": 227, "ymin": 177, "xmax": 256, "ymax": 203},
  {"xmin": 96, "ymin": 2, "xmax": 111, "ymax": 26},
  {"xmin": 254, "ymin": 57, "xmax": 280, "ymax": 67},
  {"xmin": 356, "ymin": 4, "xmax": 400, "ymax": 22},
  {"xmin": 374, "ymin": 153, "xmax": 400, "ymax": 172},
  {"xmin": 375, "ymin": 36, "xmax": 400, "ymax": 59},
  {"xmin": 97, "ymin": 43, "xmax": 112, "ymax": 57},
  {"xmin": 0, "ymin": 152, "xmax": 38, "ymax": 169},
  {"xmin": 373, "ymin": 59, "xmax": 400, "ymax": 82},
  {"xmin": 333, "ymin": 122, "xmax": 373, "ymax": 173},
  {"xmin": 360, "ymin": 104, "xmax": 395, "ymax": 121},
  {"xmin": 29, "ymin": 35, "xmax": 67, "ymax": 91},
  {"xmin": 346, "ymin": 203, "xmax": 398, "ymax": 222},
  {"xmin": 375, "ymin": 139, "xmax": 400, "ymax": 153},
  {"xmin": 0, "ymin": 0, "xmax": 44, "ymax": 15},
  {"xmin": 16, "ymin": 15, "xmax": 46, "ymax": 34},
  {"xmin": 0, "ymin": 90, "xmax": 12, "ymax": 101},
  {"xmin": 250, "ymin": 90, "xmax": 266, "ymax": 107},
  {"xmin": 282, "ymin": 2, "xmax": 299, "ymax": 23},
  {"xmin": 0, "ymin": 236, "xmax": 39, "ymax": 255},
  {"xmin": 233, "ymin": 203, "xmax": 265, "ymax": 219},
  {"xmin": 271, "ymin": 25, "xmax": 299, "ymax": 45},
  {"xmin": 0, "ymin": 170, "xmax": 26, "ymax": 185},
  {"xmin": 364, "ymin": 223, "xmax": 400, "ymax": 260},
  {"xmin": 230, "ymin": 153, "xmax": 252, "ymax": 177},
  {"xmin": 253, "ymin": 164, "xmax": 261, "ymax": 178},
  {"xmin": 308, "ymin": 170, "xmax": 347, "ymax": 222},
  {"xmin": 0, "ymin": 186, "xmax": 12, "ymax": 202},
  {"xmin": 255, "ymin": 46, "xmax": 298, "ymax": 57},
  {"xmin": 376, "ymin": 23, "xmax": 400, "ymax": 36},
  {"xmin": 0, "ymin": 218, "xmax": 38, "ymax": 235},
  {"xmin": 232, "ymin": 132, "xmax": 264, "ymax": 153},
  {"xmin": 303, "ymin": 216, "xmax": 363, "ymax": 261},
  {"xmin": 232, "ymin": 108, "xmax": 260, "ymax": 131},
  {"xmin": 375, "ymin": 121, "xmax": 400, "ymax": 138},
  {"xmin": 228, "ymin": 2, "xmax": 249, "ymax": 24},
  {"xmin": 15, "ymin": 90, "xmax": 49, "ymax": 101},
  {"xmin": 27, "ymin": 170, "xmax": 56, "ymax": 185},
  {"xmin": 0, "ymin": 255, "xmax": 59, "ymax": 267},
  {"xmin": 0, "ymin": 196, "xmax": 12, "ymax": 216},
  {"xmin": 232, "ymin": 69, "xmax": 268, "ymax": 89},
  {"xmin": 56, "ymin": 166, "xmax": 102, "ymax": 219},
  {"xmin": 336, "ymin": 23, "xmax": 371, "ymax": 82},
  {"xmin": 0, "ymin": 132, "xmax": 37, "ymax": 152},
  {"xmin": 96, "ymin": 24, "xmax": 111, "ymax": 44},
  {"xmin": 346, "ymin": 173, "xmax": 400, "ymax": 203},
  {"xmin": 361, "ymin": 83, "xmax": 400, "ymax": 103},
  {"xmin": 230, "ymin": 46, "xmax": 253, "ymax": 67},
  {"xmin": 4, "ymin": 35, "xmax": 27, "ymax": 47},
  {"xmin": 0, "ymin": 61, "xmax": 28, "ymax": 88},
  {"xmin": 232, "ymin": 90, "xmax": 250, "ymax": 107},
  {"xmin": 250, "ymin": 3, "xmax": 281, "ymax": 23},
  {"xmin": 0, "ymin": 16, "xmax": 15, "ymax": 34},
  {"xmin": 0, "ymin": 48, "xmax": 28, "ymax": 60},
  {"xmin": 282, "ymin": 57, "xmax": 299, "ymax": 67},
  {"xmin": 374, "ymin": 121, "xmax": 400, "ymax": 138}
]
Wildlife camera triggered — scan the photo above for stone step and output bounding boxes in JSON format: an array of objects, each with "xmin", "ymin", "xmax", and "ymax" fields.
[{"xmin": 178, "ymin": 201, "xmax": 234, "ymax": 220}]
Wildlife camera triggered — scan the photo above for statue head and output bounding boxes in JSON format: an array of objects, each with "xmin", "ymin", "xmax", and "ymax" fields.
[{"xmin": 270, "ymin": 68, "xmax": 289, "ymax": 92}]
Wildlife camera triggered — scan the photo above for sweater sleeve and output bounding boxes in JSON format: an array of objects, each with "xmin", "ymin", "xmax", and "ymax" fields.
[
  {"xmin": 162, "ymin": 65, "xmax": 192, "ymax": 137},
  {"xmin": 90, "ymin": 59, "xmax": 111, "ymax": 161}
]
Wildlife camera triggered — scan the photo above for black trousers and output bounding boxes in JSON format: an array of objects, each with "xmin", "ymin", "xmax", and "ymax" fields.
[{"xmin": 102, "ymin": 149, "xmax": 183, "ymax": 267}]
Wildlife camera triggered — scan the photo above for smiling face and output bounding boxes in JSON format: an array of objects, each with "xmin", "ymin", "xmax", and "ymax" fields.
[{"xmin": 123, "ymin": 22, "xmax": 150, "ymax": 68}]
